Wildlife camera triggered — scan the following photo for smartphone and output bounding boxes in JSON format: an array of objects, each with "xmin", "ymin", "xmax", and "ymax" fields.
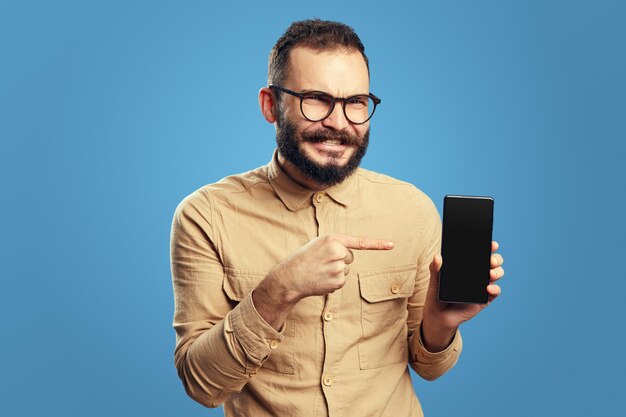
[{"xmin": 439, "ymin": 195, "xmax": 494, "ymax": 304}]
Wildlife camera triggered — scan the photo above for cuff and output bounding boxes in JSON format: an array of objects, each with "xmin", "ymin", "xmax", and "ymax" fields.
[
  {"xmin": 413, "ymin": 323, "xmax": 462, "ymax": 366},
  {"xmin": 227, "ymin": 291, "xmax": 286, "ymax": 364}
]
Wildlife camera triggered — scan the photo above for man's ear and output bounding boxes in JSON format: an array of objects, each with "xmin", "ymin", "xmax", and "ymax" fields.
[{"xmin": 259, "ymin": 87, "xmax": 277, "ymax": 123}]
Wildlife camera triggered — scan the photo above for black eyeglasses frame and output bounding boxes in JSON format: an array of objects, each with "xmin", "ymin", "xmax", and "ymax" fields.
[{"xmin": 268, "ymin": 84, "xmax": 381, "ymax": 125}]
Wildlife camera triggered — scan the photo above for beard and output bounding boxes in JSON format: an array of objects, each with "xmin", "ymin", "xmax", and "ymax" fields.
[{"xmin": 275, "ymin": 112, "xmax": 369, "ymax": 187}]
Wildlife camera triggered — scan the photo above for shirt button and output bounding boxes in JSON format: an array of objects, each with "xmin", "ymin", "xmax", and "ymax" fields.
[
  {"xmin": 323, "ymin": 312, "xmax": 333, "ymax": 321},
  {"xmin": 322, "ymin": 376, "xmax": 333, "ymax": 387},
  {"xmin": 390, "ymin": 283, "xmax": 400, "ymax": 294},
  {"xmin": 269, "ymin": 339, "xmax": 280, "ymax": 349},
  {"xmin": 315, "ymin": 193, "xmax": 324, "ymax": 203}
]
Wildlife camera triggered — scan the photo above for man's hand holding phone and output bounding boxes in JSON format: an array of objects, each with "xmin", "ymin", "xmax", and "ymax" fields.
[
  {"xmin": 421, "ymin": 242, "xmax": 505, "ymax": 352},
  {"xmin": 420, "ymin": 195, "xmax": 505, "ymax": 353}
]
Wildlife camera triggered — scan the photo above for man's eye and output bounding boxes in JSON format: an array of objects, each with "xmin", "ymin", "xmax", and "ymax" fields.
[
  {"xmin": 348, "ymin": 97, "xmax": 368, "ymax": 106},
  {"xmin": 303, "ymin": 95, "xmax": 333, "ymax": 107},
  {"xmin": 305, "ymin": 95, "xmax": 331, "ymax": 102}
]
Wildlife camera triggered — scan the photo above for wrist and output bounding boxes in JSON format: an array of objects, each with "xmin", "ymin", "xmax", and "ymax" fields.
[
  {"xmin": 263, "ymin": 264, "xmax": 303, "ymax": 305},
  {"xmin": 255, "ymin": 276, "xmax": 299, "ymax": 309},
  {"xmin": 251, "ymin": 272, "xmax": 300, "ymax": 331},
  {"xmin": 421, "ymin": 317, "xmax": 457, "ymax": 353}
]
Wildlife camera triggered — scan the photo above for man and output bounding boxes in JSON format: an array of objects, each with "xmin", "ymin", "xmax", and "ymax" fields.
[{"xmin": 170, "ymin": 19, "xmax": 504, "ymax": 417}]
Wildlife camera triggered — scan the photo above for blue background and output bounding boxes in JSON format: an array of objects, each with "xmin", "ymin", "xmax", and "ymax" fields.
[{"xmin": 1, "ymin": 0, "xmax": 624, "ymax": 416}]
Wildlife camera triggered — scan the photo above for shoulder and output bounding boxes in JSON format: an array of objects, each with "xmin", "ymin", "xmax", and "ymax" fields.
[
  {"xmin": 178, "ymin": 165, "xmax": 269, "ymax": 207},
  {"xmin": 354, "ymin": 167, "xmax": 438, "ymax": 217},
  {"xmin": 173, "ymin": 164, "xmax": 270, "ymax": 220}
]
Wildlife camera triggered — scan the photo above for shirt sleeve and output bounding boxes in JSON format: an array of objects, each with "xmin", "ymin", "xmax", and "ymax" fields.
[
  {"xmin": 170, "ymin": 188, "xmax": 284, "ymax": 408},
  {"xmin": 406, "ymin": 192, "xmax": 463, "ymax": 381},
  {"xmin": 411, "ymin": 322, "xmax": 463, "ymax": 381}
]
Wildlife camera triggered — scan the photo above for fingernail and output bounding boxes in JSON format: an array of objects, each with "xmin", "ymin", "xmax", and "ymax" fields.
[{"xmin": 387, "ymin": 241, "xmax": 394, "ymax": 249}]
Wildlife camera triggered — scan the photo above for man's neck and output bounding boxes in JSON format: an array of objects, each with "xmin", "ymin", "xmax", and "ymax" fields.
[{"xmin": 277, "ymin": 152, "xmax": 328, "ymax": 192}]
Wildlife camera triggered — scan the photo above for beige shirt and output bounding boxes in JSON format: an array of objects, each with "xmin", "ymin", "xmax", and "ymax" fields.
[{"xmin": 170, "ymin": 151, "xmax": 462, "ymax": 417}]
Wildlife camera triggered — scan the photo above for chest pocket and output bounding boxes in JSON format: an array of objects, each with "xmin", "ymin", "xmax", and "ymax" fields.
[
  {"xmin": 357, "ymin": 264, "xmax": 416, "ymax": 370},
  {"xmin": 223, "ymin": 267, "xmax": 295, "ymax": 375}
]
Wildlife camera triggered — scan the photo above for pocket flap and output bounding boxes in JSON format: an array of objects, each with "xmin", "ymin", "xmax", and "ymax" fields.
[
  {"xmin": 223, "ymin": 267, "xmax": 266, "ymax": 301},
  {"xmin": 358, "ymin": 264, "xmax": 416, "ymax": 303}
]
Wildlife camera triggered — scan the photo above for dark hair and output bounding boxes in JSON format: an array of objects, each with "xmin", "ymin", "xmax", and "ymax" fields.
[{"xmin": 268, "ymin": 19, "xmax": 369, "ymax": 88}]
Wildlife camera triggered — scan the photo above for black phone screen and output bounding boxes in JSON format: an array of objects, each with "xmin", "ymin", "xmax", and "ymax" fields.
[{"xmin": 439, "ymin": 195, "xmax": 494, "ymax": 304}]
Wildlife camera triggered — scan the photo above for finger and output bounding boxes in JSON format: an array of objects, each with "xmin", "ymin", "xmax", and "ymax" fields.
[
  {"xmin": 492, "ymin": 241, "xmax": 499, "ymax": 252},
  {"xmin": 323, "ymin": 239, "xmax": 353, "ymax": 262},
  {"xmin": 429, "ymin": 254, "xmax": 443, "ymax": 275},
  {"xmin": 490, "ymin": 266, "xmax": 505, "ymax": 282},
  {"xmin": 333, "ymin": 234, "xmax": 394, "ymax": 250},
  {"xmin": 328, "ymin": 261, "xmax": 346, "ymax": 277},
  {"xmin": 491, "ymin": 254, "xmax": 504, "ymax": 267},
  {"xmin": 428, "ymin": 254, "xmax": 443, "ymax": 292},
  {"xmin": 486, "ymin": 284, "xmax": 501, "ymax": 303},
  {"xmin": 344, "ymin": 249, "xmax": 355, "ymax": 265}
]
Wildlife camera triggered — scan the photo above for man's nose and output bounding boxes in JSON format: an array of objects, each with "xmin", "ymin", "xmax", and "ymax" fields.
[{"xmin": 321, "ymin": 102, "xmax": 350, "ymax": 131}]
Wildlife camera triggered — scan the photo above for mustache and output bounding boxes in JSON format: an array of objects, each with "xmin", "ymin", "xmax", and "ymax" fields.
[{"xmin": 301, "ymin": 129, "xmax": 364, "ymax": 147}]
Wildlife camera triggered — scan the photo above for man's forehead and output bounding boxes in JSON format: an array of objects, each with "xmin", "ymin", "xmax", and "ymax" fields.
[{"xmin": 286, "ymin": 46, "xmax": 370, "ymax": 95}]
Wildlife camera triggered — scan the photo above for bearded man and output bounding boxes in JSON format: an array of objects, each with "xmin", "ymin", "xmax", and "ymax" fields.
[{"xmin": 170, "ymin": 18, "xmax": 505, "ymax": 417}]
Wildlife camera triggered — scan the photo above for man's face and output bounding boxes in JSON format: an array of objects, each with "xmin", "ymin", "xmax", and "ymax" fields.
[{"xmin": 275, "ymin": 47, "xmax": 371, "ymax": 186}]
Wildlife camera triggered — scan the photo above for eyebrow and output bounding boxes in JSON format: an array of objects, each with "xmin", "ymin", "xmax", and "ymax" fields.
[
  {"xmin": 299, "ymin": 88, "xmax": 370, "ymax": 97},
  {"xmin": 299, "ymin": 89, "xmax": 328, "ymax": 94}
]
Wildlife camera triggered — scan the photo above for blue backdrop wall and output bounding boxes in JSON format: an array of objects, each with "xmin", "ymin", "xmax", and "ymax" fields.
[{"xmin": 1, "ymin": 1, "xmax": 624, "ymax": 416}]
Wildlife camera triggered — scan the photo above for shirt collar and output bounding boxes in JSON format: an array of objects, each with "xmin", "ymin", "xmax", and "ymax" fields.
[{"xmin": 267, "ymin": 149, "xmax": 355, "ymax": 212}]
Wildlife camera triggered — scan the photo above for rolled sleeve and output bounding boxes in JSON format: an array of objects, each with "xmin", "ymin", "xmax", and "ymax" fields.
[
  {"xmin": 411, "ymin": 323, "xmax": 463, "ymax": 381},
  {"xmin": 228, "ymin": 291, "xmax": 286, "ymax": 365}
]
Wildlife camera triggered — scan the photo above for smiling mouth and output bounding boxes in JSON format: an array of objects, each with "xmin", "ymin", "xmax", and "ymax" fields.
[
  {"xmin": 300, "ymin": 128, "xmax": 363, "ymax": 155},
  {"xmin": 309, "ymin": 140, "xmax": 350, "ymax": 148},
  {"xmin": 307, "ymin": 141, "xmax": 352, "ymax": 160},
  {"xmin": 320, "ymin": 139, "xmax": 344, "ymax": 145},
  {"xmin": 306, "ymin": 137, "xmax": 357, "ymax": 147}
]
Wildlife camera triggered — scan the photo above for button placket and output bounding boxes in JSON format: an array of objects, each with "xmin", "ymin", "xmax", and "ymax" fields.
[{"xmin": 316, "ymin": 191, "xmax": 343, "ymax": 405}]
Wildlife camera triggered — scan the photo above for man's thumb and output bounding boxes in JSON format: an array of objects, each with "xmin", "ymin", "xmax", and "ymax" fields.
[{"xmin": 428, "ymin": 254, "xmax": 443, "ymax": 291}]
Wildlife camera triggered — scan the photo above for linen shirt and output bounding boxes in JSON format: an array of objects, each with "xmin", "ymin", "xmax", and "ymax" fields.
[{"xmin": 170, "ymin": 151, "xmax": 462, "ymax": 417}]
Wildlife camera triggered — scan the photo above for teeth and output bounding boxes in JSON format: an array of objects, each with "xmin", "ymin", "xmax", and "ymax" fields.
[{"xmin": 323, "ymin": 140, "xmax": 341, "ymax": 145}]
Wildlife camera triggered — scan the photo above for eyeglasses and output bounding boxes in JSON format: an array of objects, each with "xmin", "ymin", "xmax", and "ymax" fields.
[{"xmin": 269, "ymin": 84, "xmax": 381, "ymax": 125}]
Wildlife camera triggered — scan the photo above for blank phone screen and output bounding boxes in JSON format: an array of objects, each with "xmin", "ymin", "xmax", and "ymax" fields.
[{"xmin": 439, "ymin": 196, "xmax": 494, "ymax": 303}]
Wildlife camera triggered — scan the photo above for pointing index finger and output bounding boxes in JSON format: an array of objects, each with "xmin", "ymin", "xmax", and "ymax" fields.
[{"xmin": 333, "ymin": 234, "xmax": 394, "ymax": 250}]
